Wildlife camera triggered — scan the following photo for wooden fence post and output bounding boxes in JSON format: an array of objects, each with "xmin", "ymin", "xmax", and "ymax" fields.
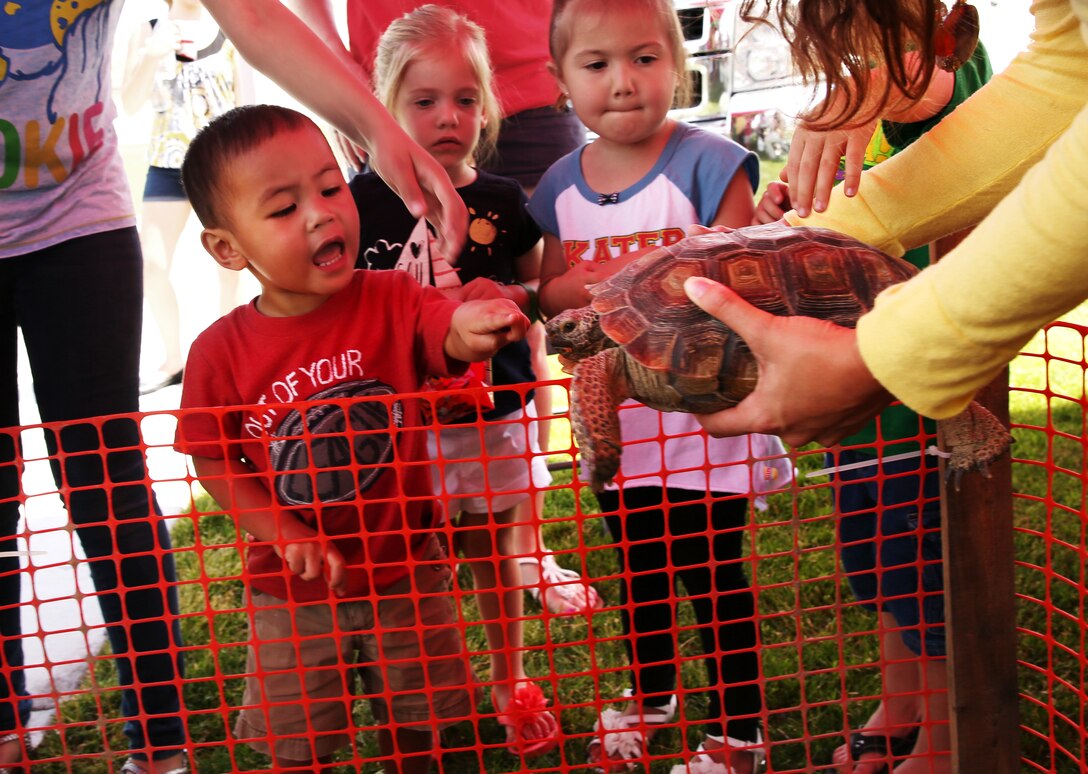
[{"xmin": 933, "ymin": 233, "xmax": 1021, "ymax": 772}]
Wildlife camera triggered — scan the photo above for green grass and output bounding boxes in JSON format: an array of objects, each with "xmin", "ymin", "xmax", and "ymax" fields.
[
  {"xmin": 1004, "ymin": 312, "xmax": 1088, "ymax": 773},
  {"xmin": 25, "ymin": 465, "xmax": 885, "ymax": 772}
]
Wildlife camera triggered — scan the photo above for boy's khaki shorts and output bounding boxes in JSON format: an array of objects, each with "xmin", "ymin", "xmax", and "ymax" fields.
[{"xmin": 234, "ymin": 537, "xmax": 476, "ymax": 763}]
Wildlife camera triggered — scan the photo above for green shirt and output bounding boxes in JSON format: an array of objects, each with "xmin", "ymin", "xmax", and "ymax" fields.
[{"xmin": 840, "ymin": 43, "xmax": 993, "ymax": 455}]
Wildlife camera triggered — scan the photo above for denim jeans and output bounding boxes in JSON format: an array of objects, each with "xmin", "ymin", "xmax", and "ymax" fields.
[
  {"xmin": 0, "ymin": 228, "xmax": 185, "ymax": 757},
  {"xmin": 833, "ymin": 450, "xmax": 945, "ymax": 657}
]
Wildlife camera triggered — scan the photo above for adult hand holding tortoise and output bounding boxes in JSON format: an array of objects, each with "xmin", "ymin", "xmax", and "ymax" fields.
[
  {"xmin": 548, "ymin": 225, "xmax": 1009, "ymax": 491},
  {"xmin": 682, "ymin": 276, "xmax": 891, "ymax": 447}
]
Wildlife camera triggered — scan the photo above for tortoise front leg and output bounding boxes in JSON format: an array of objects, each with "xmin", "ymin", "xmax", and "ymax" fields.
[{"xmin": 570, "ymin": 348, "xmax": 630, "ymax": 491}]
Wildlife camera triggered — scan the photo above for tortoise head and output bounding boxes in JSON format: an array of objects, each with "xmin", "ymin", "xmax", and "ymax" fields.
[{"xmin": 546, "ymin": 306, "xmax": 612, "ymax": 362}]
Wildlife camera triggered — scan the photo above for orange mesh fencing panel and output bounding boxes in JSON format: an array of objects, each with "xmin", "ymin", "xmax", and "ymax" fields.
[
  {"xmin": 0, "ymin": 326, "xmax": 1085, "ymax": 772},
  {"xmin": 1008, "ymin": 322, "xmax": 1087, "ymax": 773}
]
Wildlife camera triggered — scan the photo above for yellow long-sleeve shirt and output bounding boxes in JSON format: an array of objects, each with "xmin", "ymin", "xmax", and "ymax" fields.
[{"xmin": 786, "ymin": 0, "xmax": 1088, "ymax": 418}]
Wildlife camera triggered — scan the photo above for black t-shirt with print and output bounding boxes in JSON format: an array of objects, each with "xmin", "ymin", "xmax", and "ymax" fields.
[{"xmin": 351, "ymin": 169, "xmax": 542, "ymax": 419}]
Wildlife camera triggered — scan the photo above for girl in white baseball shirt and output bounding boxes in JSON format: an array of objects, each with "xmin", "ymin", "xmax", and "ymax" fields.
[{"xmin": 529, "ymin": 1, "xmax": 791, "ymax": 771}]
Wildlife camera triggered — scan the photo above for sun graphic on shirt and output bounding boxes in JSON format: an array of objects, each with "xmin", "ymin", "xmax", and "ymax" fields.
[{"xmin": 467, "ymin": 208, "xmax": 504, "ymax": 256}]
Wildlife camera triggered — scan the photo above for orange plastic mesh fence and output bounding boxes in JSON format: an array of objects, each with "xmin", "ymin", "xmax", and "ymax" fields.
[{"xmin": 0, "ymin": 323, "xmax": 1084, "ymax": 773}]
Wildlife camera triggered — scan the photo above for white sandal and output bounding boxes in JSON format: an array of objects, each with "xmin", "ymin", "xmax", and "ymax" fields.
[
  {"xmin": 668, "ymin": 730, "xmax": 767, "ymax": 773},
  {"xmin": 522, "ymin": 554, "xmax": 603, "ymax": 615},
  {"xmin": 588, "ymin": 689, "xmax": 678, "ymax": 771}
]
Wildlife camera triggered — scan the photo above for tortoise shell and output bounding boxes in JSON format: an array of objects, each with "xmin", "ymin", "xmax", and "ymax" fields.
[{"xmin": 588, "ymin": 223, "xmax": 919, "ymax": 409}]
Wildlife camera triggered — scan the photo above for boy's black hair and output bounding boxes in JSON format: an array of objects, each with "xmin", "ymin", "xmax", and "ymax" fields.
[{"xmin": 181, "ymin": 104, "xmax": 317, "ymax": 227}]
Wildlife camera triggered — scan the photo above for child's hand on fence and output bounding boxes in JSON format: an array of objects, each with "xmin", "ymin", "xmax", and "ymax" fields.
[
  {"xmin": 446, "ymin": 299, "xmax": 529, "ymax": 362},
  {"xmin": 753, "ymin": 181, "xmax": 792, "ymax": 225},
  {"xmin": 273, "ymin": 518, "xmax": 348, "ymax": 596}
]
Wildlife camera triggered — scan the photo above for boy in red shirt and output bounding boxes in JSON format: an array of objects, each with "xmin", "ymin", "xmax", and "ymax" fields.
[{"xmin": 174, "ymin": 104, "xmax": 528, "ymax": 773}]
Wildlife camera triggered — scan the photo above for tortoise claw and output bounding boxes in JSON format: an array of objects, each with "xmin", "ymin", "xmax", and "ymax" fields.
[
  {"xmin": 940, "ymin": 402, "xmax": 1013, "ymax": 490},
  {"xmin": 943, "ymin": 454, "xmax": 995, "ymax": 491},
  {"xmin": 583, "ymin": 438, "xmax": 622, "ymax": 493}
]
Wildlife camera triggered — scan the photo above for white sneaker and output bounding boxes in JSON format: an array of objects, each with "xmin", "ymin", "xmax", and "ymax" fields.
[{"xmin": 668, "ymin": 730, "xmax": 766, "ymax": 774}]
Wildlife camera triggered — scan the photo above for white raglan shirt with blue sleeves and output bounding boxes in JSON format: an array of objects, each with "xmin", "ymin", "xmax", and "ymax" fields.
[{"xmin": 530, "ymin": 122, "xmax": 791, "ymax": 499}]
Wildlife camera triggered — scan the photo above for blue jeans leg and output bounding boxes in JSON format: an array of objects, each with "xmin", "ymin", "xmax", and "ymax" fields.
[{"xmin": 834, "ymin": 450, "xmax": 945, "ymax": 657}]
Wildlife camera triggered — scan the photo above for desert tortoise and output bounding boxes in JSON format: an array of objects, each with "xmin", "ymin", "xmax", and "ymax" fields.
[{"xmin": 546, "ymin": 224, "xmax": 1011, "ymax": 490}]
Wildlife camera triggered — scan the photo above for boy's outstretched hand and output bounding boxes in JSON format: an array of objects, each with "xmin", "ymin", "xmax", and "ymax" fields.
[
  {"xmin": 446, "ymin": 299, "xmax": 529, "ymax": 362},
  {"xmin": 442, "ymin": 277, "xmax": 507, "ymax": 302}
]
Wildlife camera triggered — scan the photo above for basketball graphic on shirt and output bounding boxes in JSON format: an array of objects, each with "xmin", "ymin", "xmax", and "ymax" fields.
[{"xmin": 270, "ymin": 380, "xmax": 401, "ymax": 506}]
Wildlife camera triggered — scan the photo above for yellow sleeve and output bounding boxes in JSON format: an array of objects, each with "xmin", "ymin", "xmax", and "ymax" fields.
[
  {"xmin": 858, "ymin": 102, "xmax": 1088, "ymax": 418},
  {"xmin": 786, "ymin": 0, "xmax": 1088, "ymax": 418}
]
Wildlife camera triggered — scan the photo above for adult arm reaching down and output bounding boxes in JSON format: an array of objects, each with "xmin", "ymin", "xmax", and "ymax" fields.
[{"xmin": 201, "ymin": 0, "xmax": 467, "ymax": 258}]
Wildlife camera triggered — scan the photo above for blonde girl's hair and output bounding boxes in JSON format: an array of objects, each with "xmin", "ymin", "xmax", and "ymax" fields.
[
  {"xmin": 374, "ymin": 4, "xmax": 502, "ymax": 166},
  {"xmin": 549, "ymin": 0, "xmax": 692, "ymax": 109}
]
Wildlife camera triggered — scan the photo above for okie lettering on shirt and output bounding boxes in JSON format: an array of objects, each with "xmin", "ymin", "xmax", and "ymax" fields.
[{"xmin": 0, "ymin": 103, "xmax": 107, "ymax": 189}]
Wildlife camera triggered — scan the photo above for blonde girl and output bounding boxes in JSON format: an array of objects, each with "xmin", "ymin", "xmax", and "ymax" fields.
[
  {"xmin": 529, "ymin": 0, "xmax": 793, "ymax": 772},
  {"xmin": 350, "ymin": 4, "xmax": 563, "ymax": 758}
]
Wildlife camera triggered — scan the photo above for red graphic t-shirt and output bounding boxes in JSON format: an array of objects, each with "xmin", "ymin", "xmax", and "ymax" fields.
[{"xmin": 175, "ymin": 271, "xmax": 462, "ymax": 601}]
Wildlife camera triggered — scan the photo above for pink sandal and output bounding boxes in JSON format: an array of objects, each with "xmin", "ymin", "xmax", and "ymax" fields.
[{"xmin": 493, "ymin": 683, "xmax": 560, "ymax": 758}]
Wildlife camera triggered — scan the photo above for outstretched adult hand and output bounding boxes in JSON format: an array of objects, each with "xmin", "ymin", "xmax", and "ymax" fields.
[
  {"xmin": 781, "ymin": 56, "xmax": 954, "ymax": 219},
  {"xmin": 365, "ymin": 113, "xmax": 469, "ymax": 261},
  {"xmin": 683, "ymin": 276, "xmax": 893, "ymax": 447},
  {"xmin": 200, "ymin": 0, "xmax": 469, "ymax": 260}
]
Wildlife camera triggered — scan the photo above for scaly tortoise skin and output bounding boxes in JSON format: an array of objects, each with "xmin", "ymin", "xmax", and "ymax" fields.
[{"xmin": 546, "ymin": 223, "xmax": 1011, "ymax": 490}]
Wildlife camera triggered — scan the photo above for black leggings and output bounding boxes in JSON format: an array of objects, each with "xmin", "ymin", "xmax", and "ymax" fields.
[
  {"xmin": 595, "ymin": 487, "xmax": 761, "ymax": 742},
  {"xmin": 0, "ymin": 229, "xmax": 184, "ymax": 755}
]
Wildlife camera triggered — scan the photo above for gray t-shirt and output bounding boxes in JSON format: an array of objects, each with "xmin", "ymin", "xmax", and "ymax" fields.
[{"xmin": 0, "ymin": 0, "xmax": 135, "ymax": 258}]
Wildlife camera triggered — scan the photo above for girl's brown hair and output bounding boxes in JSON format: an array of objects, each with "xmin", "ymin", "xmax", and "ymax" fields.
[
  {"xmin": 549, "ymin": 0, "xmax": 692, "ymax": 109},
  {"xmin": 740, "ymin": 0, "xmax": 940, "ymax": 129}
]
